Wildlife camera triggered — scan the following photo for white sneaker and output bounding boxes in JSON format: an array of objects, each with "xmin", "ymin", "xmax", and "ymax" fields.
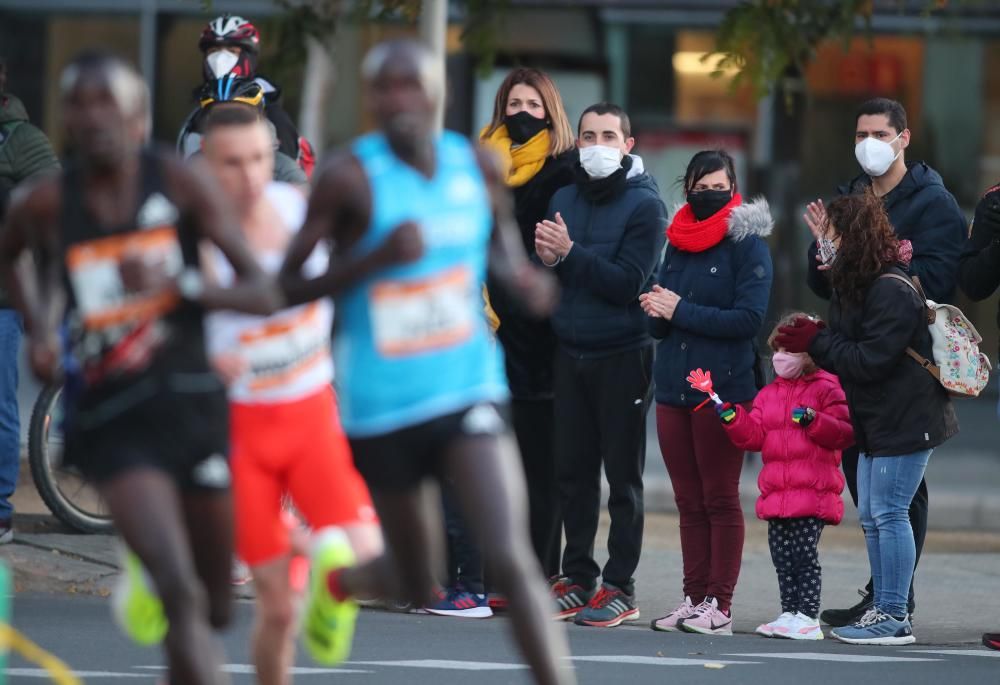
[
  {"xmin": 756, "ymin": 611, "xmax": 795, "ymax": 638},
  {"xmin": 773, "ymin": 612, "xmax": 824, "ymax": 640}
]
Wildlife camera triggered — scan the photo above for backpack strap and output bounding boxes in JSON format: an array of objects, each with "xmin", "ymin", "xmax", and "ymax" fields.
[{"xmin": 876, "ymin": 272, "xmax": 940, "ymax": 380}]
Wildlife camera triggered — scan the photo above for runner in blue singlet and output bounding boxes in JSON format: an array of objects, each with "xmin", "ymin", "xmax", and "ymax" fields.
[{"xmin": 279, "ymin": 39, "xmax": 575, "ymax": 685}]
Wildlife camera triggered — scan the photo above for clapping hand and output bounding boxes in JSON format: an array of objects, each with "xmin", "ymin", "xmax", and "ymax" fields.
[
  {"xmin": 639, "ymin": 285, "xmax": 682, "ymax": 320},
  {"xmin": 803, "ymin": 200, "xmax": 833, "ymax": 272}
]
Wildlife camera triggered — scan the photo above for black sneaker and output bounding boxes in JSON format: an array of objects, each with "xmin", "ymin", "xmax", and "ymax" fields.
[
  {"xmin": 983, "ymin": 633, "xmax": 1000, "ymax": 651},
  {"xmin": 820, "ymin": 589, "xmax": 873, "ymax": 627}
]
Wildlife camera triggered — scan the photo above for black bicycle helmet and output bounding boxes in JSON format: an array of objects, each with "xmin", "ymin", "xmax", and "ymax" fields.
[{"xmin": 198, "ymin": 75, "xmax": 265, "ymax": 111}]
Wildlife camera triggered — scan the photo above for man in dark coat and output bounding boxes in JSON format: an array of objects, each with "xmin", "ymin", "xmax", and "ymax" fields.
[
  {"xmin": 956, "ymin": 181, "xmax": 1000, "ymax": 652},
  {"xmin": 803, "ymin": 97, "xmax": 966, "ymax": 627},
  {"xmin": 535, "ymin": 102, "xmax": 666, "ymax": 628},
  {"xmin": 0, "ymin": 56, "xmax": 59, "ymax": 544}
]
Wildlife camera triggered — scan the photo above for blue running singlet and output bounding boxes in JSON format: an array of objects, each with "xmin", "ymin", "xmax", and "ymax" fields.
[{"xmin": 334, "ymin": 131, "xmax": 508, "ymax": 437}]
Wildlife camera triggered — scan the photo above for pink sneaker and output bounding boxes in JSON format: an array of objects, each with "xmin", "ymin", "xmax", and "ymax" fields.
[
  {"xmin": 678, "ymin": 597, "xmax": 733, "ymax": 636},
  {"xmin": 650, "ymin": 596, "xmax": 697, "ymax": 632}
]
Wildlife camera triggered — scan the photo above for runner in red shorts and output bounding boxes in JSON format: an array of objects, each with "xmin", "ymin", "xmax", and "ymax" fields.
[{"xmin": 199, "ymin": 104, "xmax": 389, "ymax": 685}]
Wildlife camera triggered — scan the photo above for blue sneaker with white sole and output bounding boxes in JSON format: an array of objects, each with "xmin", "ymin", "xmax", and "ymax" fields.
[{"xmin": 831, "ymin": 609, "xmax": 915, "ymax": 646}]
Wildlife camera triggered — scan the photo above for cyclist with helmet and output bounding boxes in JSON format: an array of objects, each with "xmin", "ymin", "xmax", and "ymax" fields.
[
  {"xmin": 178, "ymin": 14, "xmax": 315, "ymax": 179},
  {"xmin": 185, "ymin": 74, "xmax": 307, "ymax": 189}
]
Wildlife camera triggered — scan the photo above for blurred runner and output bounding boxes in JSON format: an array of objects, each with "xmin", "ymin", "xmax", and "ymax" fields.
[
  {"xmin": 0, "ymin": 52, "xmax": 279, "ymax": 685},
  {"xmin": 279, "ymin": 40, "xmax": 575, "ymax": 685},
  {"xmin": 200, "ymin": 103, "xmax": 386, "ymax": 685}
]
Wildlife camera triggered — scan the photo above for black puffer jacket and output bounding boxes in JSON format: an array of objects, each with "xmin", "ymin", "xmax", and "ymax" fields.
[
  {"xmin": 807, "ymin": 162, "xmax": 966, "ymax": 304},
  {"xmin": 809, "ymin": 266, "xmax": 958, "ymax": 457},
  {"xmin": 957, "ymin": 182, "xmax": 1000, "ymax": 356},
  {"xmin": 487, "ymin": 148, "xmax": 577, "ymax": 399}
]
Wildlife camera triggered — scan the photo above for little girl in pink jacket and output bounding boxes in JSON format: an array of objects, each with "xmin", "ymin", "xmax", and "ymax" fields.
[{"xmin": 718, "ymin": 313, "xmax": 855, "ymax": 641}]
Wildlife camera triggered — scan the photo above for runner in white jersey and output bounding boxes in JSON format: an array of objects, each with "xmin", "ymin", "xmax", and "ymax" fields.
[{"xmin": 200, "ymin": 104, "xmax": 389, "ymax": 685}]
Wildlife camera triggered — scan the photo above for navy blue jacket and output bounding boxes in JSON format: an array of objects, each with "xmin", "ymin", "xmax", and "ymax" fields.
[
  {"xmin": 807, "ymin": 162, "xmax": 966, "ymax": 304},
  {"xmin": 549, "ymin": 157, "xmax": 667, "ymax": 357},
  {"xmin": 650, "ymin": 199, "xmax": 774, "ymax": 407}
]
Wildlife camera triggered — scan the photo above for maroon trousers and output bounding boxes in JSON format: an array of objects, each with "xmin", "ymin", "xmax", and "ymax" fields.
[{"xmin": 656, "ymin": 403, "xmax": 746, "ymax": 612}]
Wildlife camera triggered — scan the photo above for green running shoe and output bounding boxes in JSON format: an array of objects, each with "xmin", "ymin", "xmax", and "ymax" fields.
[
  {"xmin": 301, "ymin": 528, "xmax": 358, "ymax": 665},
  {"xmin": 111, "ymin": 547, "xmax": 168, "ymax": 646}
]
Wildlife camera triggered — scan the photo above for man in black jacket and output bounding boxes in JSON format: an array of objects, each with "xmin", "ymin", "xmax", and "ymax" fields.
[
  {"xmin": 535, "ymin": 103, "xmax": 666, "ymax": 628},
  {"xmin": 956, "ymin": 182, "xmax": 1000, "ymax": 652},
  {"xmin": 803, "ymin": 98, "xmax": 967, "ymax": 627}
]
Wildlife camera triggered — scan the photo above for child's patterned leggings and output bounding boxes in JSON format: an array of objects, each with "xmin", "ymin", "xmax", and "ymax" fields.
[{"xmin": 768, "ymin": 517, "xmax": 825, "ymax": 618}]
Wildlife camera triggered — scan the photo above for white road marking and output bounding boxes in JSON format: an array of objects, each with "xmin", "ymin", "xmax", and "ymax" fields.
[
  {"xmin": 137, "ymin": 665, "xmax": 371, "ymax": 675},
  {"xmin": 6, "ymin": 669, "xmax": 150, "ymax": 678},
  {"xmin": 570, "ymin": 655, "xmax": 760, "ymax": 666},
  {"xmin": 724, "ymin": 652, "xmax": 942, "ymax": 663},
  {"xmin": 349, "ymin": 659, "xmax": 527, "ymax": 670},
  {"xmin": 905, "ymin": 649, "xmax": 1000, "ymax": 658}
]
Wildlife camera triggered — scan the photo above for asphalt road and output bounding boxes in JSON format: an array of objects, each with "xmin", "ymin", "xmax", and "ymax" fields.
[{"xmin": 7, "ymin": 595, "xmax": 999, "ymax": 684}]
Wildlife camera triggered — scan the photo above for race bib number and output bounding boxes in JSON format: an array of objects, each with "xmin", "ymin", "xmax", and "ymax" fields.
[
  {"xmin": 239, "ymin": 302, "xmax": 331, "ymax": 392},
  {"xmin": 66, "ymin": 227, "xmax": 184, "ymax": 331},
  {"xmin": 370, "ymin": 267, "xmax": 474, "ymax": 357}
]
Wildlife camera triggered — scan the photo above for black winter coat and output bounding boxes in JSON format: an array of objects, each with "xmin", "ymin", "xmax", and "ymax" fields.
[
  {"xmin": 807, "ymin": 162, "xmax": 966, "ymax": 304},
  {"xmin": 809, "ymin": 266, "xmax": 958, "ymax": 457},
  {"xmin": 487, "ymin": 149, "xmax": 577, "ymax": 399},
  {"xmin": 548, "ymin": 157, "xmax": 667, "ymax": 357},
  {"xmin": 957, "ymin": 182, "xmax": 1000, "ymax": 356}
]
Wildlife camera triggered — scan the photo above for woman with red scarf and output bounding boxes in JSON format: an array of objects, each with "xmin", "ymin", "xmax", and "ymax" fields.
[{"xmin": 639, "ymin": 150, "xmax": 774, "ymax": 636}]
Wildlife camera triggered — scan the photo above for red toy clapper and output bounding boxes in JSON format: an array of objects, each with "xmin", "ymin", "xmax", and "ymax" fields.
[{"xmin": 687, "ymin": 368, "xmax": 723, "ymax": 410}]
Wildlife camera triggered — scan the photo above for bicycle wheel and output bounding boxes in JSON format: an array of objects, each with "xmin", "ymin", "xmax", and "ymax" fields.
[{"xmin": 27, "ymin": 383, "xmax": 114, "ymax": 534}]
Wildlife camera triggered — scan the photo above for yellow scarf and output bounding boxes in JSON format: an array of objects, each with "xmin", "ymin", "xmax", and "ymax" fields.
[{"xmin": 479, "ymin": 124, "xmax": 550, "ymax": 188}]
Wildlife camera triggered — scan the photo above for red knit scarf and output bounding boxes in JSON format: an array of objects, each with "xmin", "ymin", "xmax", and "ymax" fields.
[{"xmin": 666, "ymin": 193, "xmax": 743, "ymax": 253}]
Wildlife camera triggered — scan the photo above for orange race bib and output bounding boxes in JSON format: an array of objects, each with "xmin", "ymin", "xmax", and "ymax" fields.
[
  {"xmin": 66, "ymin": 227, "xmax": 184, "ymax": 331},
  {"xmin": 370, "ymin": 267, "xmax": 475, "ymax": 357},
  {"xmin": 238, "ymin": 302, "xmax": 331, "ymax": 392}
]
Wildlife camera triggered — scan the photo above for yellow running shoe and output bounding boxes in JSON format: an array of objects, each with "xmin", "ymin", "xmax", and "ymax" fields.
[
  {"xmin": 111, "ymin": 547, "xmax": 168, "ymax": 646},
  {"xmin": 301, "ymin": 527, "xmax": 358, "ymax": 665}
]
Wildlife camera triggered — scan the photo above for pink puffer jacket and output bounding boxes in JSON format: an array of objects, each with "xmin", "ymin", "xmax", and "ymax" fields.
[{"xmin": 725, "ymin": 369, "xmax": 854, "ymax": 524}]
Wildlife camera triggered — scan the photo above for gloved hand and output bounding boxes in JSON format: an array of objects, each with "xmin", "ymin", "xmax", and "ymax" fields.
[
  {"xmin": 716, "ymin": 401, "xmax": 737, "ymax": 425},
  {"xmin": 977, "ymin": 187, "xmax": 1000, "ymax": 236},
  {"xmin": 775, "ymin": 317, "xmax": 825, "ymax": 354},
  {"xmin": 792, "ymin": 407, "xmax": 816, "ymax": 427}
]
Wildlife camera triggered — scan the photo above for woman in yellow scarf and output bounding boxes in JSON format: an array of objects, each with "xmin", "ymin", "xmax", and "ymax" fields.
[{"xmin": 429, "ymin": 70, "xmax": 577, "ymax": 619}]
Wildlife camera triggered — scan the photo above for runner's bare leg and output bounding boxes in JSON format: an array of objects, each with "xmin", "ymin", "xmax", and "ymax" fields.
[
  {"xmin": 443, "ymin": 434, "xmax": 575, "ymax": 685},
  {"xmin": 101, "ymin": 468, "xmax": 229, "ymax": 685}
]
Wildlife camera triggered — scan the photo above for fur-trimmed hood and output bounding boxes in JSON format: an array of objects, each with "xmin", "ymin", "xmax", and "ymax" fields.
[
  {"xmin": 669, "ymin": 196, "xmax": 774, "ymax": 243},
  {"xmin": 727, "ymin": 197, "xmax": 774, "ymax": 242}
]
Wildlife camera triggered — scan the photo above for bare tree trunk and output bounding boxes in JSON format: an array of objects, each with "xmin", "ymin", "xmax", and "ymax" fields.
[
  {"xmin": 419, "ymin": 0, "xmax": 447, "ymax": 133},
  {"xmin": 299, "ymin": 35, "xmax": 336, "ymax": 153}
]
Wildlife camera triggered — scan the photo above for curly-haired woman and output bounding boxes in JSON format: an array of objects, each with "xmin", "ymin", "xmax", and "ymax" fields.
[{"xmin": 776, "ymin": 191, "xmax": 958, "ymax": 646}]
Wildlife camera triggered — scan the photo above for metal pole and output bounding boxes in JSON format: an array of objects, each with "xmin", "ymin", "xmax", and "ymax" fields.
[{"xmin": 419, "ymin": 0, "xmax": 447, "ymax": 132}]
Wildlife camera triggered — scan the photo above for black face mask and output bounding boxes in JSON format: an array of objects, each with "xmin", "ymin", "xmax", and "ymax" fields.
[
  {"xmin": 687, "ymin": 189, "xmax": 733, "ymax": 221},
  {"xmin": 504, "ymin": 111, "xmax": 548, "ymax": 145}
]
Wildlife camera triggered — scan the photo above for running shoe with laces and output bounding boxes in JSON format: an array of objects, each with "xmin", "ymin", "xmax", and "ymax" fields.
[
  {"xmin": 756, "ymin": 611, "xmax": 795, "ymax": 638},
  {"xmin": 651, "ymin": 596, "xmax": 697, "ymax": 633},
  {"xmin": 831, "ymin": 608, "xmax": 915, "ymax": 646},
  {"xmin": 574, "ymin": 583, "xmax": 639, "ymax": 628},
  {"xmin": 983, "ymin": 633, "xmax": 1000, "ymax": 651},
  {"xmin": 678, "ymin": 596, "xmax": 733, "ymax": 636},
  {"xmin": 550, "ymin": 576, "xmax": 595, "ymax": 621},
  {"xmin": 111, "ymin": 547, "xmax": 168, "ymax": 646},
  {"xmin": 425, "ymin": 584, "xmax": 493, "ymax": 619},
  {"xmin": 820, "ymin": 588, "xmax": 873, "ymax": 627},
  {"xmin": 772, "ymin": 612, "xmax": 824, "ymax": 641},
  {"xmin": 301, "ymin": 528, "xmax": 359, "ymax": 665}
]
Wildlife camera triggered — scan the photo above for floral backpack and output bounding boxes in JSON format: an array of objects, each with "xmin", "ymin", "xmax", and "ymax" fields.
[{"xmin": 879, "ymin": 273, "xmax": 992, "ymax": 398}]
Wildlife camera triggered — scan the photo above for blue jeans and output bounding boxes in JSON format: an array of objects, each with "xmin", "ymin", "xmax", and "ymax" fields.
[
  {"xmin": 857, "ymin": 450, "xmax": 932, "ymax": 618},
  {"xmin": 0, "ymin": 310, "xmax": 21, "ymax": 520}
]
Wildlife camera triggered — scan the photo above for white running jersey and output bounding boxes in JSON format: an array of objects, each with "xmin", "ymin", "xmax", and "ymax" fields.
[{"xmin": 206, "ymin": 182, "xmax": 334, "ymax": 404}]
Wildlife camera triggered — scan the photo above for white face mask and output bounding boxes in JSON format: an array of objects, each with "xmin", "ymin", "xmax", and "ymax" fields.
[
  {"xmin": 206, "ymin": 51, "xmax": 240, "ymax": 79},
  {"xmin": 855, "ymin": 132, "xmax": 902, "ymax": 177},
  {"xmin": 579, "ymin": 145, "xmax": 623, "ymax": 179}
]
